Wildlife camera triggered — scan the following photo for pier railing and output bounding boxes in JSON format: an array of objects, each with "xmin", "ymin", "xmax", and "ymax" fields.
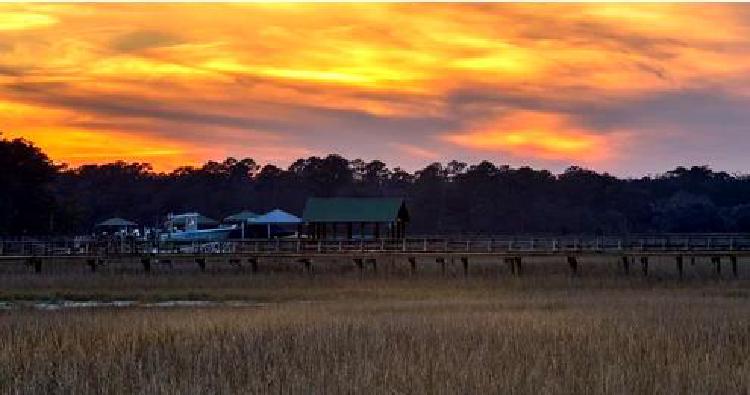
[{"xmin": 2, "ymin": 234, "xmax": 750, "ymax": 257}]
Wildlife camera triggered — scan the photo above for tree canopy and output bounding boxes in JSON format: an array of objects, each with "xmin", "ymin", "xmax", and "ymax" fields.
[{"xmin": 3, "ymin": 136, "xmax": 750, "ymax": 236}]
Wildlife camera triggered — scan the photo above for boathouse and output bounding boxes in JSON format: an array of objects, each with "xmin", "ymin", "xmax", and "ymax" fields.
[{"xmin": 302, "ymin": 197, "xmax": 409, "ymax": 239}]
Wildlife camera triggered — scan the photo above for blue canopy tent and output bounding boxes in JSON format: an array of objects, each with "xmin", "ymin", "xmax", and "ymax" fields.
[{"xmin": 249, "ymin": 209, "xmax": 303, "ymax": 238}]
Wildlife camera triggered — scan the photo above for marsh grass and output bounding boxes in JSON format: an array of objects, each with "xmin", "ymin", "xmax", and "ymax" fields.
[
  {"xmin": 1, "ymin": 281, "xmax": 750, "ymax": 394},
  {"xmin": 1, "ymin": 262, "xmax": 750, "ymax": 302}
]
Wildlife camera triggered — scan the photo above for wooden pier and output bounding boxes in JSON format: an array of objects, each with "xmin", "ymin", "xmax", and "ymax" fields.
[{"xmin": 1, "ymin": 234, "xmax": 749, "ymax": 278}]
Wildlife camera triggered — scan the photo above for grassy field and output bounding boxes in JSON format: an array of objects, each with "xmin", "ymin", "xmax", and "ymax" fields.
[{"xmin": 1, "ymin": 276, "xmax": 750, "ymax": 394}]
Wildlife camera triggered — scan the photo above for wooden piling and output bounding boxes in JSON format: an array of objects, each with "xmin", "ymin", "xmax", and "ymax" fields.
[
  {"xmin": 621, "ymin": 256, "xmax": 630, "ymax": 275},
  {"xmin": 504, "ymin": 257, "xmax": 515, "ymax": 275},
  {"xmin": 730, "ymin": 256, "xmax": 738, "ymax": 278},
  {"xmin": 87, "ymin": 258, "xmax": 97, "ymax": 273},
  {"xmin": 28, "ymin": 257, "xmax": 42, "ymax": 274},
  {"xmin": 196, "ymin": 257, "xmax": 206, "ymax": 272},
  {"xmin": 460, "ymin": 256, "xmax": 469, "ymax": 277},
  {"xmin": 640, "ymin": 256, "xmax": 649, "ymax": 276},
  {"xmin": 567, "ymin": 256, "xmax": 578, "ymax": 276},
  {"xmin": 515, "ymin": 256, "xmax": 523, "ymax": 275},
  {"xmin": 675, "ymin": 256, "xmax": 684, "ymax": 279},
  {"xmin": 248, "ymin": 257, "xmax": 258, "ymax": 273},
  {"xmin": 141, "ymin": 257, "xmax": 151, "ymax": 273},
  {"xmin": 297, "ymin": 258, "xmax": 312, "ymax": 273},
  {"xmin": 711, "ymin": 256, "xmax": 721, "ymax": 276},
  {"xmin": 408, "ymin": 257, "xmax": 417, "ymax": 275},
  {"xmin": 436, "ymin": 257, "xmax": 446, "ymax": 276},
  {"xmin": 366, "ymin": 258, "xmax": 377, "ymax": 273},
  {"xmin": 353, "ymin": 258, "xmax": 364, "ymax": 273}
]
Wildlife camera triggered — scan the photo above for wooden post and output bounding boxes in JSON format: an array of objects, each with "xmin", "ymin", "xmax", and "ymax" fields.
[
  {"xmin": 366, "ymin": 258, "xmax": 377, "ymax": 273},
  {"xmin": 505, "ymin": 257, "xmax": 515, "ymax": 275},
  {"xmin": 515, "ymin": 256, "xmax": 523, "ymax": 276},
  {"xmin": 31, "ymin": 257, "xmax": 42, "ymax": 274},
  {"xmin": 248, "ymin": 257, "xmax": 258, "ymax": 273},
  {"xmin": 640, "ymin": 256, "xmax": 649, "ymax": 277},
  {"xmin": 408, "ymin": 257, "xmax": 417, "ymax": 275},
  {"xmin": 730, "ymin": 255, "xmax": 738, "ymax": 278},
  {"xmin": 141, "ymin": 256, "xmax": 151, "ymax": 273},
  {"xmin": 196, "ymin": 257, "xmax": 206, "ymax": 272},
  {"xmin": 675, "ymin": 256, "xmax": 684, "ymax": 279},
  {"xmin": 461, "ymin": 256, "xmax": 469, "ymax": 277},
  {"xmin": 621, "ymin": 256, "xmax": 630, "ymax": 275},
  {"xmin": 353, "ymin": 258, "xmax": 364, "ymax": 274},
  {"xmin": 567, "ymin": 256, "xmax": 578, "ymax": 276},
  {"xmin": 87, "ymin": 258, "xmax": 97, "ymax": 273},
  {"xmin": 298, "ymin": 258, "xmax": 312, "ymax": 273},
  {"xmin": 437, "ymin": 257, "xmax": 446, "ymax": 276},
  {"xmin": 712, "ymin": 256, "xmax": 721, "ymax": 276}
]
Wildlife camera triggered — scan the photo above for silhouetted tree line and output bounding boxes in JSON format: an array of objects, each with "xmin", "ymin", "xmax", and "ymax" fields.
[{"xmin": 4, "ymin": 136, "xmax": 750, "ymax": 236}]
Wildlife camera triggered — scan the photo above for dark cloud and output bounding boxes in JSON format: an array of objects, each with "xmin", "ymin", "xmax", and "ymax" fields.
[
  {"xmin": 8, "ymin": 82, "xmax": 273, "ymax": 126},
  {"xmin": 110, "ymin": 30, "xmax": 183, "ymax": 52},
  {"xmin": 3, "ymin": 80, "xmax": 452, "ymax": 156}
]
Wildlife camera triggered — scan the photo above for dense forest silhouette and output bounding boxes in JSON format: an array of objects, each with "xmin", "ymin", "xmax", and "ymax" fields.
[{"xmin": 3, "ymin": 136, "xmax": 750, "ymax": 236}]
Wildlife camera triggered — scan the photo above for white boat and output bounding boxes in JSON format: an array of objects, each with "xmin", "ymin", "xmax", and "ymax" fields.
[{"xmin": 160, "ymin": 213, "xmax": 235, "ymax": 242}]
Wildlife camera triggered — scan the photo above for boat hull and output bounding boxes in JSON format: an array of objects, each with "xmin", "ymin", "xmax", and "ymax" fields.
[{"xmin": 160, "ymin": 228, "xmax": 233, "ymax": 242}]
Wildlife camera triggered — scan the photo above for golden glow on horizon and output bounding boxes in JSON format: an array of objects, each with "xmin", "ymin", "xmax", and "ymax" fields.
[
  {"xmin": 443, "ymin": 112, "xmax": 612, "ymax": 162},
  {"xmin": 1, "ymin": 4, "xmax": 750, "ymax": 170}
]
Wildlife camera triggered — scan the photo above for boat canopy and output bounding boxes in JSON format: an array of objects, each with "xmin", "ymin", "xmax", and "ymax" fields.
[{"xmin": 96, "ymin": 217, "xmax": 137, "ymax": 228}]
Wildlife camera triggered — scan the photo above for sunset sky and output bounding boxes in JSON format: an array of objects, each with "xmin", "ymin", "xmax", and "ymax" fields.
[{"xmin": 3, "ymin": 3, "xmax": 750, "ymax": 175}]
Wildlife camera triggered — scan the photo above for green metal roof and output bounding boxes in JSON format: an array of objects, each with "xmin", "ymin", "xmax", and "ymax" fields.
[
  {"xmin": 224, "ymin": 210, "xmax": 259, "ymax": 223},
  {"xmin": 96, "ymin": 218, "xmax": 137, "ymax": 227},
  {"xmin": 302, "ymin": 197, "xmax": 408, "ymax": 223}
]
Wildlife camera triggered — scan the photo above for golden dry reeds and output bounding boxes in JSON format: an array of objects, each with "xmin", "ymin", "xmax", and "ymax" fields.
[{"xmin": 1, "ymin": 282, "xmax": 749, "ymax": 394}]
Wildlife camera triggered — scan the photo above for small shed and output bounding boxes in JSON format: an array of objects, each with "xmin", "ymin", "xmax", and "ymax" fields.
[
  {"xmin": 250, "ymin": 209, "xmax": 303, "ymax": 238},
  {"xmin": 302, "ymin": 197, "xmax": 409, "ymax": 239}
]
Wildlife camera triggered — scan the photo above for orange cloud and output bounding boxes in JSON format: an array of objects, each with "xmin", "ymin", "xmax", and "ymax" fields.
[
  {"xmin": 442, "ymin": 112, "xmax": 619, "ymax": 163},
  {"xmin": 391, "ymin": 143, "xmax": 440, "ymax": 160},
  {"xmin": 1, "ymin": 4, "xmax": 750, "ymax": 171},
  {"xmin": 0, "ymin": 11, "xmax": 57, "ymax": 31}
]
